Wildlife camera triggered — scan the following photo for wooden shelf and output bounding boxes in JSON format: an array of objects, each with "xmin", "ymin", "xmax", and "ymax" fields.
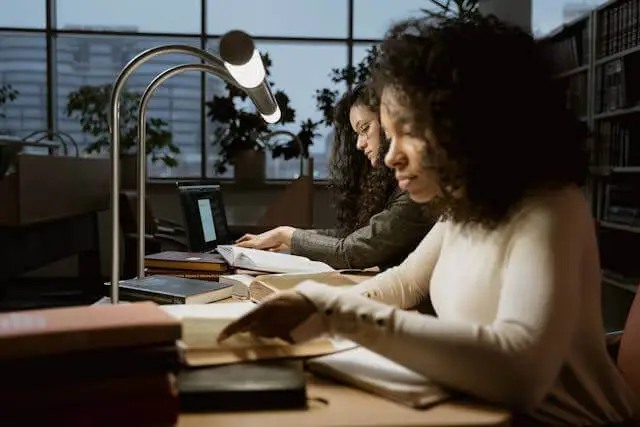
[
  {"xmin": 599, "ymin": 221, "xmax": 640, "ymax": 234},
  {"xmin": 0, "ymin": 155, "xmax": 110, "ymax": 226},
  {"xmin": 554, "ymin": 64, "xmax": 589, "ymax": 79},
  {"xmin": 602, "ymin": 273, "xmax": 638, "ymax": 294},
  {"xmin": 593, "ymin": 105, "xmax": 640, "ymax": 120}
]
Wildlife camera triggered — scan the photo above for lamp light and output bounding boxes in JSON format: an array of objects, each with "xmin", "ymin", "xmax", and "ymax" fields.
[{"xmin": 108, "ymin": 32, "xmax": 280, "ymax": 304}]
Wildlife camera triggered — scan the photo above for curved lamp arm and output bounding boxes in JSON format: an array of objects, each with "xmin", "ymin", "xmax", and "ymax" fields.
[
  {"xmin": 108, "ymin": 32, "xmax": 281, "ymax": 303},
  {"xmin": 260, "ymin": 129, "xmax": 313, "ymax": 178},
  {"xmin": 22, "ymin": 130, "xmax": 68, "ymax": 156},
  {"xmin": 134, "ymin": 63, "xmax": 235, "ymax": 280}
]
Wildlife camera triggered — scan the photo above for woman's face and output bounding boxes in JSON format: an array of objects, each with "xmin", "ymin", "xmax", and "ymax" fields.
[
  {"xmin": 349, "ymin": 104, "xmax": 382, "ymax": 166},
  {"xmin": 380, "ymin": 88, "xmax": 441, "ymax": 203}
]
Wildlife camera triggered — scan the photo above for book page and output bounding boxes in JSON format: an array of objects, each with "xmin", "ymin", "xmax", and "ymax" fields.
[
  {"xmin": 308, "ymin": 346, "xmax": 450, "ymax": 408},
  {"xmin": 217, "ymin": 246, "xmax": 334, "ymax": 274},
  {"xmin": 160, "ymin": 302, "xmax": 284, "ymax": 349}
]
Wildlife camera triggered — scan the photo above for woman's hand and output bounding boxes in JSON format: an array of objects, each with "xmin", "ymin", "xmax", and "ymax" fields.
[
  {"xmin": 235, "ymin": 226, "xmax": 296, "ymax": 252},
  {"xmin": 217, "ymin": 291, "xmax": 317, "ymax": 343}
]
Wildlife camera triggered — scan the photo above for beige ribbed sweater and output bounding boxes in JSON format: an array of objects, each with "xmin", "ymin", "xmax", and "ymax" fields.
[{"xmin": 294, "ymin": 186, "xmax": 636, "ymax": 425}]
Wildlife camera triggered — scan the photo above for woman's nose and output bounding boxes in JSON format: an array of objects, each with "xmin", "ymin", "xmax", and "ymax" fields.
[
  {"xmin": 384, "ymin": 139, "xmax": 406, "ymax": 169},
  {"xmin": 356, "ymin": 135, "xmax": 367, "ymax": 151}
]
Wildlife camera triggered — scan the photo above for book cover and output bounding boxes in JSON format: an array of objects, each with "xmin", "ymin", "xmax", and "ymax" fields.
[
  {"xmin": 120, "ymin": 275, "xmax": 233, "ymax": 305},
  {"xmin": 0, "ymin": 302, "xmax": 181, "ymax": 361},
  {"xmin": 144, "ymin": 251, "xmax": 229, "ymax": 272},
  {"xmin": 178, "ymin": 360, "xmax": 307, "ymax": 412}
]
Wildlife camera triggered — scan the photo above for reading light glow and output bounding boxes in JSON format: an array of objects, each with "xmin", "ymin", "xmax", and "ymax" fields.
[
  {"xmin": 261, "ymin": 106, "xmax": 281, "ymax": 124},
  {"xmin": 224, "ymin": 49, "xmax": 266, "ymax": 89}
]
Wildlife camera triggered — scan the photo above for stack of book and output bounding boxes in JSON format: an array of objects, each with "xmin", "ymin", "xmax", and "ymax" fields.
[
  {"xmin": 144, "ymin": 251, "xmax": 231, "ymax": 280},
  {"xmin": 0, "ymin": 302, "xmax": 182, "ymax": 426}
]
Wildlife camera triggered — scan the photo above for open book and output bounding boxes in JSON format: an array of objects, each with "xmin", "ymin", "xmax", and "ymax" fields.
[
  {"xmin": 248, "ymin": 270, "xmax": 373, "ymax": 302},
  {"xmin": 216, "ymin": 246, "xmax": 334, "ymax": 274},
  {"xmin": 160, "ymin": 302, "xmax": 355, "ymax": 366},
  {"xmin": 307, "ymin": 347, "xmax": 451, "ymax": 409}
]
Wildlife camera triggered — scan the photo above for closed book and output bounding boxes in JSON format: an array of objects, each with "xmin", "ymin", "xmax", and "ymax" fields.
[
  {"xmin": 3, "ymin": 373, "xmax": 179, "ymax": 427},
  {"xmin": 307, "ymin": 346, "xmax": 451, "ymax": 409},
  {"xmin": 119, "ymin": 275, "xmax": 233, "ymax": 305},
  {"xmin": 178, "ymin": 360, "xmax": 307, "ymax": 412},
  {"xmin": 0, "ymin": 344, "xmax": 179, "ymax": 387},
  {"xmin": 0, "ymin": 302, "xmax": 180, "ymax": 361},
  {"xmin": 144, "ymin": 251, "xmax": 229, "ymax": 272}
]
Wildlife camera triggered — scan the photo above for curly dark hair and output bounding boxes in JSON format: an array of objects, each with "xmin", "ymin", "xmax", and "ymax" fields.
[
  {"xmin": 328, "ymin": 84, "xmax": 397, "ymax": 237},
  {"xmin": 371, "ymin": 15, "xmax": 589, "ymax": 228}
]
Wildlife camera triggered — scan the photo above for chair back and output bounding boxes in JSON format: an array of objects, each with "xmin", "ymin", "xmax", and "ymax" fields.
[{"xmin": 618, "ymin": 286, "xmax": 640, "ymax": 405}]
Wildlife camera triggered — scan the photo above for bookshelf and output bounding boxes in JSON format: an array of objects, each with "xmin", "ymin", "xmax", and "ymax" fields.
[{"xmin": 539, "ymin": 0, "xmax": 639, "ymax": 296}]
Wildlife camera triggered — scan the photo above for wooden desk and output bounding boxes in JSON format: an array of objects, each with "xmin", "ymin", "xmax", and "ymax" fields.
[{"xmin": 178, "ymin": 374, "xmax": 511, "ymax": 427}]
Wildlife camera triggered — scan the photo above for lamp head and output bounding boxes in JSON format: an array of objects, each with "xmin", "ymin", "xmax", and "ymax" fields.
[
  {"xmin": 220, "ymin": 30, "xmax": 266, "ymax": 89},
  {"xmin": 219, "ymin": 29, "xmax": 281, "ymax": 123}
]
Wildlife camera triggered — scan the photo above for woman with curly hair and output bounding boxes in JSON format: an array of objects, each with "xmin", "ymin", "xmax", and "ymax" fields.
[
  {"xmin": 220, "ymin": 14, "xmax": 636, "ymax": 426},
  {"xmin": 236, "ymin": 84, "xmax": 434, "ymax": 270}
]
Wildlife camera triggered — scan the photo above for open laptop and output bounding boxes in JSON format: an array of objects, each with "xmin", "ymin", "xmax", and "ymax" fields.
[{"xmin": 177, "ymin": 184, "xmax": 234, "ymax": 253}]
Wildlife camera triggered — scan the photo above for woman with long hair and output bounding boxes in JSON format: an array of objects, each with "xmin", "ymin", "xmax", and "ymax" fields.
[
  {"xmin": 221, "ymin": 14, "xmax": 636, "ymax": 426},
  {"xmin": 236, "ymin": 83, "xmax": 434, "ymax": 270}
]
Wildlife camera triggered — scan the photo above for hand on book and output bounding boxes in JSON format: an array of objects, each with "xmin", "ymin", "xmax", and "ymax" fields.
[
  {"xmin": 235, "ymin": 226, "xmax": 296, "ymax": 252},
  {"xmin": 217, "ymin": 291, "xmax": 317, "ymax": 344}
]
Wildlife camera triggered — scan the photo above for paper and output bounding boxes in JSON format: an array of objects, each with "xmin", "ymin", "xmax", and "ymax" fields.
[{"xmin": 160, "ymin": 302, "xmax": 256, "ymax": 320}]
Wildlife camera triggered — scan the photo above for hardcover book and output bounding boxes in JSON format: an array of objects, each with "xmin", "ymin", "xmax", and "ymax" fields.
[{"xmin": 119, "ymin": 275, "xmax": 233, "ymax": 305}]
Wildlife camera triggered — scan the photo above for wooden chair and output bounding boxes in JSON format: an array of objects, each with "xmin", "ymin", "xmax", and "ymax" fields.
[
  {"xmin": 606, "ymin": 284, "xmax": 640, "ymax": 421},
  {"xmin": 257, "ymin": 159, "xmax": 315, "ymax": 229},
  {"xmin": 119, "ymin": 190, "xmax": 187, "ymax": 278}
]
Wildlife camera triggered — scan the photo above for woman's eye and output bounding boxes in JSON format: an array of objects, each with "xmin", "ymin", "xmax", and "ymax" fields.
[{"xmin": 360, "ymin": 125, "xmax": 370, "ymax": 135}]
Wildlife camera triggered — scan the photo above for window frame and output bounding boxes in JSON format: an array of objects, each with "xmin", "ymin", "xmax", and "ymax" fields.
[{"xmin": 0, "ymin": 0, "xmax": 386, "ymax": 181}]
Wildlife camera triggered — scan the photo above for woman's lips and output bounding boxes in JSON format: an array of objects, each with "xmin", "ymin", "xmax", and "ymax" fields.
[{"xmin": 396, "ymin": 176, "xmax": 414, "ymax": 190}]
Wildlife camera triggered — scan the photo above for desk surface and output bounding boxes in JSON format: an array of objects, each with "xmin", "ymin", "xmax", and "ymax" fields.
[{"xmin": 178, "ymin": 373, "xmax": 510, "ymax": 427}]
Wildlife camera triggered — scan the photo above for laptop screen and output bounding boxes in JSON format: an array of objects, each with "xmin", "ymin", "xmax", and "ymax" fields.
[{"xmin": 177, "ymin": 184, "xmax": 231, "ymax": 252}]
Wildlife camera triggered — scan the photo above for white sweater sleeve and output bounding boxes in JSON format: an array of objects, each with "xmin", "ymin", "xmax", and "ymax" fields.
[
  {"xmin": 342, "ymin": 220, "xmax": 447, "ymax": 309},
  {"xmin": 295, "ymin": 193, "xmax": 587, "ymax": 411}
]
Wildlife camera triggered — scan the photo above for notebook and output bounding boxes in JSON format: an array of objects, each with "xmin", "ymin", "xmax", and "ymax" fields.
[
  {"xmin": 216, "ymin": 245, "xmax": 334, "ymax": 274},
  {"xmin": 307, "ymin": 347, "xmax": 451, "ymax": 409}
]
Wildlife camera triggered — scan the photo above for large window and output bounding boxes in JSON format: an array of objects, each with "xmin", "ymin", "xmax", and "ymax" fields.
[
  {"xmin": 0, "ymin": 0, "xmax": 437, "ymax": 180},
  {"xmin": 206, "ymin": 0, "xmax": 348, "ymax": 38},
  {"xmin": 0, "ymin": 33, "xmax": 48, "ymax": 137},
  {"xmin": 56, "ymin": 35, "xmax": 202, "ymax": 177},
  {"xmin": 56, "ymin": 0, "xmax": 201, "ymax": 34},
  {"xmin": 0, "ymin": 0, "xmax": 46, "ymax": 29},
  {"xmin": 532, "ymin": 0, "xmax": 607, "ymax": 37},
  {"xmin": 353, "ymin": 0, "xmax": 433, "ymax": 39}
]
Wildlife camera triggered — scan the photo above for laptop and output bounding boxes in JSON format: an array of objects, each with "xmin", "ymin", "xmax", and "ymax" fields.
[{"xmin": 177, "ymin": 184, "xmax": 234, "ymax": 253}]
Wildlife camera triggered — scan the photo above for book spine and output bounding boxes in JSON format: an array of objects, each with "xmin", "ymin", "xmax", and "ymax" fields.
[{"xmin": 120, "ymin": 289, "xmax": 185, "ymax": 304}]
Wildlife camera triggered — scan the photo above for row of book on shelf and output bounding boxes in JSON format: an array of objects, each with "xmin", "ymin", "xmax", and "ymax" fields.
[
  {"xmin": 599, "ymin": 0, "xmax": 640, "ymax": 58},
  {"xmin": 0, "ymin": 246, "xmax": 453, "ymax": 426},
  {"xmin": 593, "ymin": 119, "xmax": 640, "ymax": 167},
  {"xmin": 602, "ymin": 183, "xmax": 640, "ymax": 226}
]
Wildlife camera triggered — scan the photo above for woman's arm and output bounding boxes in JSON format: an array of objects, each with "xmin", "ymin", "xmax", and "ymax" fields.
[
  {"xmin": 295, "ymin": 193, "xmax": 588, "ymax": 411},
  {"xmin": 290, "ymin": 192, "xmax": 435, "ymax": 269}
]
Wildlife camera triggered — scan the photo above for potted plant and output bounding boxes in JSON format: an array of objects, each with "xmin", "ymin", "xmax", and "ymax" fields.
[
  {"xmin": 66, "ymin": 84, "xmax": 179, "ymax": 187},
  {"xmin": 0, "ymin": 84, "xmax": 18, "ymax": 119},
  {"xmin": 206, "ymin": 53, "xmax": 320, "ymax": 181}
]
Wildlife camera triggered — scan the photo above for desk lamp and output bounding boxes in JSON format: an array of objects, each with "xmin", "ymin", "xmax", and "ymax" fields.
[{"xmin": 108, "ymin": 30, "xmax": 281, "ymax": 304}]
